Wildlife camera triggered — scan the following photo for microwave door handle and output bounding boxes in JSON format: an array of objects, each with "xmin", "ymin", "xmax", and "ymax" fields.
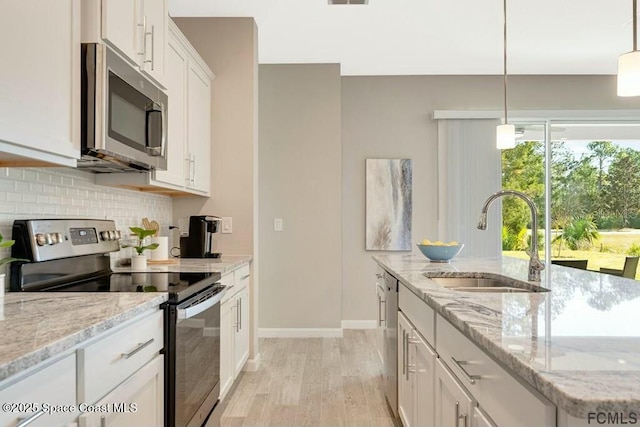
[{"xmin": 145, "ymin": 103, "xmax": 164, "ymax": 156}]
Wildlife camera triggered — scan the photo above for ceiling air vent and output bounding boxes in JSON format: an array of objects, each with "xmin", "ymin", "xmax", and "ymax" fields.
[{"xmin": 328, "ymin": 0, "xmax": 368, "ymax": 4}]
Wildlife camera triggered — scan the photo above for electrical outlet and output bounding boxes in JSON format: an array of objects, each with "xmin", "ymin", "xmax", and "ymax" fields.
[
  {"xmin": 274, "ymin": 218, "xmax": 283, "ymax": 232},
  {"xmin": 221, "ymin": 217, "xmax": 232, "ymax": 234}
]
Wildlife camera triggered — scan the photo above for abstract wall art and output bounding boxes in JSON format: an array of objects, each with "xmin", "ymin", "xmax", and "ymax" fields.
[{"xmin": 365, "ymin": 158, "xmax": 413, "ymax": 251}]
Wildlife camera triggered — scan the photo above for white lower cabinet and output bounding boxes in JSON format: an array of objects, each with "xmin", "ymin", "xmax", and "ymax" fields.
[
  {"xmin": 77, "ymin": 356, "xmax": 163, "ymax": 427},
  {"xmin": 435, "ymin": 359, "xmax": 474, "ymax": 427},
  {"xmin": 0, "ymin": 355, "xmax": 77, "ymax": 427},
  {"xmin": 393, "ymin": 279, "xmax": 555, "ymax": 427},
  {"xmin": 398, "ymin": 311, "xmax": 436, "ymax": 427},
  {"xmin": 220, "ymin": 263, "xmax": 251, "ymax": 400}
]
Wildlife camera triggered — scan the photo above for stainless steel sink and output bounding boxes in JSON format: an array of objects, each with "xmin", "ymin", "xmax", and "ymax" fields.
[{"xmin": 427, "ymin": 276, "xmax": 549, "ymax": 293}]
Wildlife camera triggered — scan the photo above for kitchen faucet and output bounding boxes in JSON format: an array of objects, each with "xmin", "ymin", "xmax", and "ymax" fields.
[{"xmin": 477, "ymin": 190, "xmax": 544, "ymax": 282}]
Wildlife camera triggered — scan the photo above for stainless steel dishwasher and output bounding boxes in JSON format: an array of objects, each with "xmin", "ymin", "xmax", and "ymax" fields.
[{"xmin": 383, "ymin": 271, "xmax": 399, "ymax": 417}]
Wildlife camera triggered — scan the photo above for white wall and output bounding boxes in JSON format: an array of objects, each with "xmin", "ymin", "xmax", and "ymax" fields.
[
  {"xmin": 0, "ymin": 167, "xmax": 172, "ymax": 268},
  {"xmin": 258, "ymin": 64, "xmax": 342, "ymax": 334}
]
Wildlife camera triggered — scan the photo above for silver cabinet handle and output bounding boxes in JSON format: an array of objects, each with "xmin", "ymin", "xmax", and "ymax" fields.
[
  {"xmin": 455, "ymin": 401, "xmax": 460, "ymax": 427},
  {"xmin": 451, "ymin": 357, "xmax": 481, "ymax": 385},
  {"xmin": 460, "ymin": 414, "xmax": 468, "ymax": 427},
  {"xmin": 241, "ymin": 274, "xmax": 250, "ymax": 281},
  {"xmin": 376, "ymin": 273, "xmax": 383, "ymax": 279},
  {"xmin": 150, "ymin": 24, "xmax": 155, "ymax": 70},
  {"xmin": 405, "ymin": 330, "xmax": 410, "ymax": 381},
  {"xmin": 122, "ymin": 338, "xmax": 155, "ymax": 359},
  {"xmin": 137, "ymin": 15, "xmax": 147, "ymax": 56},
  {"xmin": 377, "ymin": 295, "xmax": 382, "ymax": 326},
  {"xmin": 236, "ymin": 299, "xmax": 240, "ymax": 332},
  {"xmin": 185, "ymin": 155, "xmax": 191, "ymax": 184},
  {"xmin": 190, "ymin": 153, "xmax": 196, "ymax": 185},
  {"xmin": 401, "ymin": 330, "xmax": 406, "ymax": 376},
  {"xmin": 16, "ymin": 409, "xmax": 45, "ymax": 427},
  {"xmin": 239, "ymin": 297, "xmax": 242, "ymax": 331},
  {"xmin": 101, "ymin": 415, "xmax": 107, "ymax": 427}
]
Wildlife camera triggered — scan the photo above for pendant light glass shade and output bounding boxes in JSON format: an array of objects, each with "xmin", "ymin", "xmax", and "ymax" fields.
[
  {"xmin": 618, "ymin": 51, "xmax": 640, "ymax": 96},
  {"xmin": 496, "ymin": 0, "xmax": 515, "ymax": 149},
  {"xmin": 497, "ymin": 124, "xmax": 516, "ymax": 149},
  {"xmin": 617, "ymin": 0, "xmax": 640, "ymax": 96}
]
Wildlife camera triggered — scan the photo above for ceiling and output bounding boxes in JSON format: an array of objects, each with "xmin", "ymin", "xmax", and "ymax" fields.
[{"xmin": 168, "ymin": 0, "xmax": 635, "ymax": 76}]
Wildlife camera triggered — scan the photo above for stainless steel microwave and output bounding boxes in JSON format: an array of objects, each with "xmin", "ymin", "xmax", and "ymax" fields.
[{"xmin": 80, "ymin": 43, "xmax": 167, "ymax": 172}]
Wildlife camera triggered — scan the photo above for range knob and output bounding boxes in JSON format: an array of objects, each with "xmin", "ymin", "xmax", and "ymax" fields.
[
  {"xmin": 108, "ymin": 230, "xmax": 116, "ymax": 241},
  {"xmin": 100, "ymin": 231, "xmax": 110, "ymax": 241},
  {"xmin": 114, "ymin": 230, "xmax": 122, "ymax": 240},
  {"xmin": 35, "ymin": 233, "xmax": 47, "ymax": 246},
  {"xmin": 50, "ymin": 232, "xmax": 63, "ymax": 244}
]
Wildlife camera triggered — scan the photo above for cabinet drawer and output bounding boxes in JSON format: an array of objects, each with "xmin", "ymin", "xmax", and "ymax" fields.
[
  {"xmin": 436, "ymin": 315, "xmax": 555, "ymax": 427},
  {"xmin": 0, "ymin": 354, "xmax": 76, "ymax": 427},
  {"xmin": 78, "ymin": 310, "xmax": 163, "ymax": 404},
  {"xmin": 399, "ymin": 283, "xmax": 435, "ymax": 346}
]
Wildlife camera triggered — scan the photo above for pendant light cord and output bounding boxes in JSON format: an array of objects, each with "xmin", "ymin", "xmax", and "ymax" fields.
[
  {"xmin": 503, "ymin": 0, "xmax": 508, "ymax": 125},
  {"xmin": 634, "ymin": 0, "xmax": 637, "ymax": 52}
]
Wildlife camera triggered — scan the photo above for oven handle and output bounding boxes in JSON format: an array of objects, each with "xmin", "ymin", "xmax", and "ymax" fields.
[{"xmin": 178, "ymin": 288, "xmax": 226, "ymax": 320}]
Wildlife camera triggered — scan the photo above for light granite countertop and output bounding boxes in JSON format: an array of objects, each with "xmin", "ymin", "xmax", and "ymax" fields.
[
  {"xmin": 111, "ymin": 255, "xmax": 252, "ymax": 275},
  {"xmin": 0, "ymin": 293, "xmax": 167, "ymax": 383},
  {"xmin": 374, "ymin": 254, "xmax": 640, "ymax": 419}
]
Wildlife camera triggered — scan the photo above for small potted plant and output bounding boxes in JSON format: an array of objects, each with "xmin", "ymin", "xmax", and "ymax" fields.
[
  {"xmin": 121, "ymin": 227, "xmax": 159, "ymax": 270},
  {"xmin": 0, "ymin": 233, "xmax": 26, "ymax": 296}
]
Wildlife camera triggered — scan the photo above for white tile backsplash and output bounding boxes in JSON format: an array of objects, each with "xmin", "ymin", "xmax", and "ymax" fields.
[{"xmin": 0, "ymin": 167, "xmax": 173, "ymax": 257}]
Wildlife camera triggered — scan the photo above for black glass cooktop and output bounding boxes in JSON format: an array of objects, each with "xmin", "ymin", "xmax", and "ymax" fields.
[{"xmin": 35, "ymin": 271, "xmax": 222, "ymax": 303}]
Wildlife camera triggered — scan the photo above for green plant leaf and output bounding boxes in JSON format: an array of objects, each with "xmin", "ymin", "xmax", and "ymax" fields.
[
  {"xmin": 0, "ymin": 257, "xmax": 27, "ymax": 267},
  {"xmin": 129, "ymin": 227, "xmax": 158, "ymax": 240},
  {"xmin": 0, "ymin": 239, "xmax": 16, "ymax": 248}
]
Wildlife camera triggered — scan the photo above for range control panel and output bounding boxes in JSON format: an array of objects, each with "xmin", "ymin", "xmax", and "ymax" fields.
[{"xmin": 12, "ymin": 219, "xmax": 122, "ymax": 262}]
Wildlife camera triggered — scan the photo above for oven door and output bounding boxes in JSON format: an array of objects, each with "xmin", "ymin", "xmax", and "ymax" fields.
[{"xmin": 167, "ymin": 285, "xmax": 225, "ymax": 427}]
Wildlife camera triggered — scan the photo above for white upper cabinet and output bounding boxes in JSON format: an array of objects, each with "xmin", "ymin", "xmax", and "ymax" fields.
[
  {"xmin": 186, "ymin": 57, "xmax": 212, "ymax": 195},
  {"xmin": 0, "ymin": 0, "xmax": 80, "ymax": 167},
  {"xmin": 101, "ymin": 0, "xmax": 140, "ymax": 64},
  {"xmin": 139, "ymin": 0, "xmax": 166, "ymax": 84},
  {"xmin": 96, "ymin": 19, "xmax": 213, "ymax": 196},
  {"xmin": 85, "ymin": 0, "xmax": 166, "ymax": 88}
]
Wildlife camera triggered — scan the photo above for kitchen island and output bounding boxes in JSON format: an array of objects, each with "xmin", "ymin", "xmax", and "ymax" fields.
[{"xmin": 375, "ymin": 254, "xmax": 640, "ymax": 425}]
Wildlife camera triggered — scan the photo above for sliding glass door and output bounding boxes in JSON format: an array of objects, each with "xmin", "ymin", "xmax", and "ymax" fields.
[{"xmin": 502, "ymin": 120, "xmax": 640, "ymax": 277}]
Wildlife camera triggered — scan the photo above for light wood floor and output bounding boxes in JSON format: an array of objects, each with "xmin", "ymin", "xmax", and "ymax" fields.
[{"xmin": 220, "ymin": 330, "xmax": 398, "ymax": 427}]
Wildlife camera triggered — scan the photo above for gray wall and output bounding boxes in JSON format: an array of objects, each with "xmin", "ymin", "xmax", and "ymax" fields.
[
  {"xmin": 258, "ymin": 64, "xmax": 342, "ymax": 331},
  {"xmin": 341, "ymin": 75, "xmax": 640, "ymax": 322}
]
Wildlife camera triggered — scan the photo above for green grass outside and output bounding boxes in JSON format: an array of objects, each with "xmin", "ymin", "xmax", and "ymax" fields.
[{"xmin": 504, "ymin": 230, "xmax": 640, "ymax": 280}]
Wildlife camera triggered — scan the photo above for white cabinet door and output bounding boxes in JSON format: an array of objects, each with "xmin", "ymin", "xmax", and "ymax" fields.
[
  {"xmin": 102, "ymin": 0, "xmax": 141, "ymax": 63},
  {"xmin": 153, "ymin": 31, "xmax": 187, "ymax": 188},
  {"xmin": 414, "ymin": 331, "xmax": 436, "ymax": 427},
  {"xmin": 398, "ymin": 312, "xmax": 414, "ymax": 427},
  {"xmin": 435, "ymin": 359, "xmax": 474, "ymax": 427},
  {"xmin": 0, "ymin": 0, "xmax": 80, "ymax": 167},
  {"xmin": 78, "ymin": 356, "xmax": 164, "ymax": 427},
  {"xmin": 0, "ymin": 355, "xmax": 77, "ymax": 427},
  {"xmin": 186, "ymin": 58, "xmax": 212, "ymax": 194},
  {"xmin": 473, "ymin": 407, "xmax": 496, "ymax": 427},
  {"xmin": 139, "ymin": 0, "xmax": 166, "ymax": 85},
  {"xmin": 234, "ymin": 286, "xmax": 250, "ymax": 375}
]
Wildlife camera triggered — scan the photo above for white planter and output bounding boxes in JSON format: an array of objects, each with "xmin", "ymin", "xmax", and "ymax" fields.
[{"xmin": 131, "ymin": 255, "xmax": 148, "ymax": 271}]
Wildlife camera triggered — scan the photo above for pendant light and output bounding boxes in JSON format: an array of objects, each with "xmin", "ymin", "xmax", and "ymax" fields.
[
  {"xmin": 618, "ymin": 0, "xmax": 640, "ymax": 96},
  {"xmin": 497, "ymin": 0, "xmax": 516, "ymax": 149}
]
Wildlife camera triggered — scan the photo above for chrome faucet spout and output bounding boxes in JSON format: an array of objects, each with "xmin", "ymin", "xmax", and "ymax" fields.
[{"xmin": 477, "ymin": 190, "xmax": 544, "ymax": 282}]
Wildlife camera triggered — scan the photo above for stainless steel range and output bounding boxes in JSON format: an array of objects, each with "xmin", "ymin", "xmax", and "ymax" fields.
[{"xmin": 10, "ymin": 219, "xmax": 225, "ymax": 427}]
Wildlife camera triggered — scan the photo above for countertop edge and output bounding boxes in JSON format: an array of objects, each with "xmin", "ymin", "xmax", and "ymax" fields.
[
  {"xmin": 0, "ymin": 294, "xmax": 167, "ymax": 383},
  {"xmin": 373, "ymin": 255, "xmax": 640, "ymax": 419}
]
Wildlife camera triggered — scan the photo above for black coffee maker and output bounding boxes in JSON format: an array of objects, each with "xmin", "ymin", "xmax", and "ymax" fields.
[{"xmin": 180, "ymin": 215, "xmax": 222, "ymax": 258}]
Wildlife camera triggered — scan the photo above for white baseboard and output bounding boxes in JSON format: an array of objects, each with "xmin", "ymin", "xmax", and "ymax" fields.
[
  {"xmin": 244, "ymin": 354, "xmax": 261, "ymax": 372},
  {"xmin": 258, "ymin": 328, "xmax": 343, "ymax": 338},
  {"xmin": 341, "ymin": 320, "xmax": 377, "ymax": 330}
]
